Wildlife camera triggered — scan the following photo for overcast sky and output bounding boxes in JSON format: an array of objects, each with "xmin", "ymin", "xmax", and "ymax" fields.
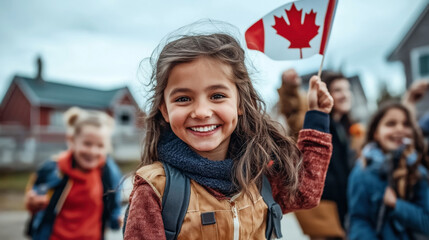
[{"xmin": 0, "ymin": 0, "xmax": 427, "ymax": 109}]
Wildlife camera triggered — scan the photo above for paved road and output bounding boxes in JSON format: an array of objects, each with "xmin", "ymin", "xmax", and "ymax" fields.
[{"xmin": 0, "ymin": 210, "xmax": 308, "ymax": 240}]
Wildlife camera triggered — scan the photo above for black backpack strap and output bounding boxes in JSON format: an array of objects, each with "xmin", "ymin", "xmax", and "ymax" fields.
[
  {"xmin": 122, "ymin": 203, "xmax": 130, "ymax": 236},
  {"xmin": 162, "ymin": 163, "xmax": 191, "ymax": 240},
  {"xmin": 122, "ymin": 163, "xmax": 190, "ymax": 240},
  {"xmin": 101, "ymin": 163, "xmax": 110, "ymax": 234},
  {"xmin": 261, "ymin": 175, "xmax": 283, "ymax": 239}
]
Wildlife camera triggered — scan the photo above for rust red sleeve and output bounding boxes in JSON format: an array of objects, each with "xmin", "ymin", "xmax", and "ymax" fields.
[
  {"xmin": 269, "ymin": 129, "xmax": 332, "ymax": 214},
  {"xmin": 124, "ymin": 176, "xmax": 166, "ymax": 240}
]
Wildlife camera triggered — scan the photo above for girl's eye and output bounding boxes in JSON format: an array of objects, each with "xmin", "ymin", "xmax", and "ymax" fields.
[
  {"xmin": 385, "ymin": 120, "xmax": 396, "ymax": 127},
  {"xmin": 404, "ymin": 121, "xmax": 411, "ymax": 127},
  {"xmin": 211, "ymin": 93, "xmax": 226, "ymax": 100},
  {"xmin": 175, "ymin": 96, "xmax": 190, "ymax": 102}
]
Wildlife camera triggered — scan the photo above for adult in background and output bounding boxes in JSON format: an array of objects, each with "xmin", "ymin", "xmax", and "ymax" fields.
[
  {"xmin": 321, "ymin": 72, "xmax": 357, "ymax": 227},
  {"xmin": 293, "ymin": 71, "xmax": 364, "ymax": 240}
]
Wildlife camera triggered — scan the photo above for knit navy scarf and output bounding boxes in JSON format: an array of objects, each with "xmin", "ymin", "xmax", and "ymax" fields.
[{"xmin": 158, "ymin": 130, "xmax": 236, "ymax": 195}]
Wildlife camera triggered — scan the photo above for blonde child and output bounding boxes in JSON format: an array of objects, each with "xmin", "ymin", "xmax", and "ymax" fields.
[
  {"xmin": 25, "ymin": 107, "xmax": 122, "ymax": 240},
  {"xmin": 124, "ymin": 32, "xmax": 334, "ymax": 239},
  {"xmin": 348, "ymin": 102, "xmax": 429, "ymax": 239}
]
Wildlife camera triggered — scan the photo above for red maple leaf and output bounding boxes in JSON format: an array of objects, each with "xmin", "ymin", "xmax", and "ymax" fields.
[{"xmin": 272, "ymin": 3, "xmax": 320, "ymax": 58}]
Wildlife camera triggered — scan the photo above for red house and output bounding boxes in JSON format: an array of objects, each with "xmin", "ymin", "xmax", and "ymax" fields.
[{"xmin": 0, "ymin": 59, "xmax": 144, "ymax": 168}]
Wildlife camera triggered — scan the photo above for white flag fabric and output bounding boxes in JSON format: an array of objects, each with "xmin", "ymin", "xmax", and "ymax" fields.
[{"xmin": 245, "ymin": 0, "xmax": 337, "ymax": 60}]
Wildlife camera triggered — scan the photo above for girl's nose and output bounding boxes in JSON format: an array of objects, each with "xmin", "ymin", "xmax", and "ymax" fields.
[
  {"xmin": 190, "ymin": 100, "xmax": 212, "ymax": 119},
  {"xmin": 339, "ymin": 91, "xmax": 349, "ymax": 100},
  {"xmin": 89, "ymin": 146, "xmax": 101, "ymax": 156},
  {"xmin": 395, "ymin": 123, "xmax": 406, "ymax": 132}
]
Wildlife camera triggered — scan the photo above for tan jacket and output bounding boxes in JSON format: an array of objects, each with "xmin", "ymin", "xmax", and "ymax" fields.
[
  {"xmin": 136, "ymin": 161, "xmax": 270, "ymax": 240},
  {"xmin": 124, "ymin": 129, "xmax": 333, "ymax": 240}
]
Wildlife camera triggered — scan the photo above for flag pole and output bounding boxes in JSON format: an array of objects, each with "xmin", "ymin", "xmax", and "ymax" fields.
[{"xmin": 317, "ymin": 54, "xmax": 325, "ymax": 79}]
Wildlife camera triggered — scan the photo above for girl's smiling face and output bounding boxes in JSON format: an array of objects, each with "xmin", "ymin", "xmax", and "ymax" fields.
[
  {"xmin": 374, "ymin": 108, "xmax": 413, "ymax": 152},
  {"xmin": 69, "ymin": 125, "xmax": 109, "ymax": 171},
  {"xmin": 160, "ymin": 57, "xmax": 240, "ymax": 161}
]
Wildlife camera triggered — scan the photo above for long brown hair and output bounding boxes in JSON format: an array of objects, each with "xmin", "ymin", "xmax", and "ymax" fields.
[
  {"xmin": 140, "ymin": 33, "xmax": 302, "ymax": 196},
  {"xmin": 364, "ymin": 102, "xmax": 426, "ymax": 199}
]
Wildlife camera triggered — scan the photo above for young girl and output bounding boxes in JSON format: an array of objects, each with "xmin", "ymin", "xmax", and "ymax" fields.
[
  {"xmin": 124, "ymin": 33, "xmax": 334, "ymax": 239},
  {"xmin": 348, "ymin": 102, "xmax": 429, "ymax": 239},
  {"xmin": 25, "ymin": 107, "xmax": 122, "ymax": 240}
]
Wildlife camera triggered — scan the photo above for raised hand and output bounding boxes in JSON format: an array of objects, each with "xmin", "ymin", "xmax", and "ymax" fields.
[
  {"xmin": 403, "ymin": 79, "xmax": 429, "ymax": 105},
  {"xmin": 307, "ymin": 76, "xmax": 333, "ymax": 114},
  {"xmin": 282, "ymin": 68, "xmax": 302, "ymax": 87}
]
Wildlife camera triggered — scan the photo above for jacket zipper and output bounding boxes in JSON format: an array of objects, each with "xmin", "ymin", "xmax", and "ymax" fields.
[{"xmin": 230, "ymin": 193, "xmax": 241, "ymax": 240}]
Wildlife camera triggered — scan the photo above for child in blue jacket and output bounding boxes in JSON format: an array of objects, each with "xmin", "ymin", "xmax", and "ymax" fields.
[
  {"xmin": 348, "ymin": 102, "xmax": 429, "ymax": 239},
  {"xmin": 25, "ymin": 107, "xmax": 122, "ymax": 240}
]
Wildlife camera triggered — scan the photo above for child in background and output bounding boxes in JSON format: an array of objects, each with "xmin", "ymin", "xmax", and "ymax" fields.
[
  {"xmin": 25, "ymin": 107, "xmax": 122, "ymax": 240},
  {"xmin": 348, "ymin": 102, "xmax": 429, "ymax": 239},
  {"xmin": 124, "ymin": 31, "xmax": 334, "ymax": 240}
]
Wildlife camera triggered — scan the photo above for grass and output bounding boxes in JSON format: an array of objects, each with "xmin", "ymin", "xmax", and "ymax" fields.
[
  {"xmin": 0, "ymin": 172, "xmax": 30, "ymax": 210},
  {"xmin": 0, "ymin": 161, "xmax": 139, "ymax": 211},
  {"xmin": 0, "ymin": 172, "xmax": 31, "ymax": 192},
  {"xmin": 0, "ymin": 161, "xmax": 139, "ymax": 192}
]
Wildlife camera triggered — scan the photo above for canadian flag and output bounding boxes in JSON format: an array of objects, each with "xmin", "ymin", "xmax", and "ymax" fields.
[{"xmin": 245, "ymin": 0, "xmax": 338, "ymax": 60}]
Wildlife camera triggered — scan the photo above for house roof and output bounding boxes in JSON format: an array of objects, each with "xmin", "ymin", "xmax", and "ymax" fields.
[
  {"xmin": 13, "ymin": 75, "xmax": 129, "ymax": 109},
  {"xmin": 388, "ymin": 3, "xmax": 429, "ymax": 61}
]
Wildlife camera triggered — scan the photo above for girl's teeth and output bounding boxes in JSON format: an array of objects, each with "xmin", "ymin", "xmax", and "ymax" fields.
[{"xmin": 191, "ymin": 125, "xmax": 217, "ymax": 132}]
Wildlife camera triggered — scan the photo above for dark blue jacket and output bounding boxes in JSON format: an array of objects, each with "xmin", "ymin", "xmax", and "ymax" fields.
[
  {"xmin": 322, "ymin": 116, "xmax": 355, "ymax": 227},
  {"xmin": 347, "ymin": 143, "xmax": 429, "ymax": 240},
  {"xmin": 28, "ymin": 155, "xmax": 122, "ymax": 240}
]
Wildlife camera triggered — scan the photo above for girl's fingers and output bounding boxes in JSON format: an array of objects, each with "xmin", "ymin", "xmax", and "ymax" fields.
[
  {"xmin": 307, "ymin": 76, "xmax": 320, "ymax": 110},
  {"xmin": 322, "ymin": 98, "xmax": 333, "ymax": 109},
  {"xmin": 317, "ymin": 81, "xmax": 329, "ymax": 96},
  {"xmin": 317, "ymin": 82, "xmax": 333, "ymax": 101},
  {"xmin": 307, "ymin": 75, "xmax": 333, "ymax": 113},
  {"xmin": 317, "ymin": 81, "xmax": 333, "ymax": 112},
  {"xmin": 309, "ymin": 76, "xmax": 320, "ymax": 90}
]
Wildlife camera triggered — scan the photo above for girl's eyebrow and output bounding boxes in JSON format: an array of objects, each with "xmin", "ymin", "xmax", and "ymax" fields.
[
  {"xmin": 168, "ymin": 84, "xmax": 230, "ymax": 97},
  {"xmin": 206, "ymin": 84, "xmax": 230, "ymax": 92},
  {"xmin": 168, "ymin": 88, "xmax": 192, "ymax": 97}
]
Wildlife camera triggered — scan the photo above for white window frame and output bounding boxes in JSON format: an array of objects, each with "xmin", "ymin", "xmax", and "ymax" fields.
[
  {"xmin": 411, "ymin": 45, "xmax": 429, "ymax": 82},
  {"xmin": 115, "ymin": 106, "xmax": 135, "ymax": 127},
  {"xmin": 49, "ymin": 110, "xmax": 65, "ymax": 127}
]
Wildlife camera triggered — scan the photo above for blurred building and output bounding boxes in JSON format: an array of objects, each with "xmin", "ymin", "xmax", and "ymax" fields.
[
  {"xmin": 388, "ymin": 2, "xmax": 429, "ymax": 116},
  {"xmin": 0, "ymin": 58, "xmax": 144, "ymax": 169}
]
